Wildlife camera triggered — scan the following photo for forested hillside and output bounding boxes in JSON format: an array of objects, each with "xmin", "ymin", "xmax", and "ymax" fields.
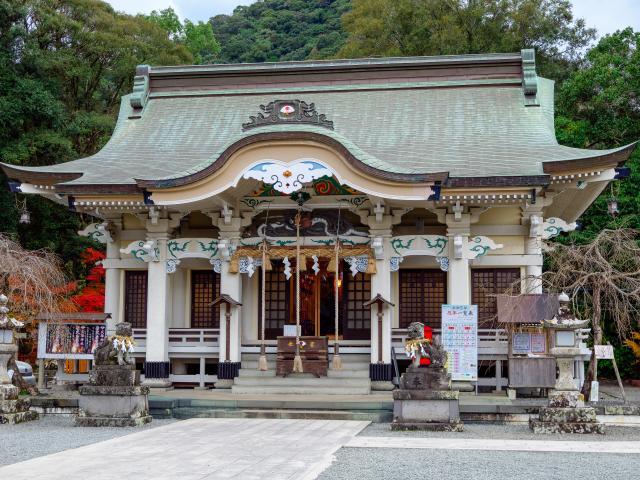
[{"xmin": 211, "ymin": 0, "xmax": 350, "ymax": 63}]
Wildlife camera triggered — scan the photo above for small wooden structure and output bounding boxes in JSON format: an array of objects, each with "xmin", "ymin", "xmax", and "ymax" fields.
[
  {"xmin": 211, "ymin": 294, "xmax": 242, "ymax": 363},
  {"xmin": 364, "ymin": 294, "xmax": 394, "ymax": 365},
  {"xmin": 497, "ymin": 294, "xmax": 558, "ymax": 390},
  {"xmin": 276, "ymin": 336, "xmax": 328, "ymax": 377}
]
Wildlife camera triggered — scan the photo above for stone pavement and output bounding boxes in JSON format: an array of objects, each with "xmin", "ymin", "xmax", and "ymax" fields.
[
  {"xmin": 346, "ymin": 435, "xmax": 640, "ymax": 453},
  {"xmin": 0, "ymin": 418, "xmax": 369, "ymax": 480}
]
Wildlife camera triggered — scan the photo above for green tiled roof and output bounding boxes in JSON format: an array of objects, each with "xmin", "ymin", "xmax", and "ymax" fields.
[{"xmin": 3, "ymin": 76, "xmax": 633, "ymax": 187}]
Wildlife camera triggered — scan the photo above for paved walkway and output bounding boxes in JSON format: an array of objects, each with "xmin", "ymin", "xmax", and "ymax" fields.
[
  {"xmin": 0, "ymin": 419, "xmax": 369, "ymax": 480},
  {"xmin": 347, "ymin": 436, "xmax": 640, "ymax": 454}
]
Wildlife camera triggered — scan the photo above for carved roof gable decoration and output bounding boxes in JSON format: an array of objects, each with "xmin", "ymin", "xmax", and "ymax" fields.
[{"xmin": 242, "ymin": 99, "xmax": 334, "ymax": 131}]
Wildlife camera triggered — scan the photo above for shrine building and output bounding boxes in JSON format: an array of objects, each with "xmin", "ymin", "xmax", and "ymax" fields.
[{"xmin": 2, "ymin": 50, "xmax": 635, "ymax": 393}]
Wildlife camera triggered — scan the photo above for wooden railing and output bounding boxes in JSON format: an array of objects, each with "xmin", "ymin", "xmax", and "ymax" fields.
[
  {"xmin": 133, "ymin": 328, "xmax": 219, "ymax": 355},
  {"xmin": 392, "ymin": 327, "xmax": 509, "ymax": 357}
]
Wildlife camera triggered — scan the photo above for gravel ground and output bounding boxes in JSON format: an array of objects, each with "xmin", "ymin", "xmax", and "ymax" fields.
[
  {"xmin": 0, "ymin": 416, "xmax": 177, "ymax": 467},
  {"xmin": 360, "ymin": 422, "xmax": 640, "ymax": 441},
  {"xmin": 317, "ymin": 448, "xmax": 640, "ymax": 480}
]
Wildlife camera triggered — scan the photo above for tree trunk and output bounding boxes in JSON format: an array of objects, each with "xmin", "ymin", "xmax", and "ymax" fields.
[
  {"xmin": 8, "ymin": 354, "xmax": 39, "ymax": 396},
  {"xmin": 581, "ymin": 286, "xmax": 602, "ymax": 399}
]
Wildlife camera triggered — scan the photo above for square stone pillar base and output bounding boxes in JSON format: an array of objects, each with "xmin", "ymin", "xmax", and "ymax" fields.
[
  {"xmin": 392, "ymin": 389, "xmax": 462, "ymax": 431},
  {"xmin": 0, "ymin": 384, "xmax": 38, "ymax": 424},
  {"xmin": 529, "ymin": 390, "xmax": 604, "ymax": 434},
  {"xmin": 392, "ymin": 367, "xmax": 463, "ymax": 431},
  {"xmin": 76, "ymin": 364, "xmax": 151, "ymax": 427}
]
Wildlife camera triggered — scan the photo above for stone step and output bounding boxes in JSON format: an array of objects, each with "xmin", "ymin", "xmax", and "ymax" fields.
[
  {"xmin": 231, "ymin": 385, "xmax": 371, "ymax": 395},
  {"xmin": 240, "ymin": 354, "xmax": 277, "ymax": 361},
  {"xmin": 240, "ymin": 362, "xmax": 276, "ymax": 370},
  {"xmin": 240, "ymin": 361, "xmax": 370, "ymax": 371},
  {"xmin": 172, "ymin": 408, "xmax": 391, "ymax": 422},
  {"xmin": 329, "ymin": 362, "xmax": 371, "ymax": 371},
  {"xmin": 233, "ymin": 376, "xmax": 370, "ymax": 388},
  {"xmin": 327, "ymin": 369, "xmax": 370, "ymax": 378},
  {"xmin": 238, "ymin": 368, "xmax": 369, "ymax": 378},
  {"xmin": 238, "ymin": 369, "xmax": 277, "ymax": 378}
]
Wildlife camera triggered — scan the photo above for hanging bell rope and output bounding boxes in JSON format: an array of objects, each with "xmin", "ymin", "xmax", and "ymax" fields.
[
  {"xmin": 292, "ymin": 209, "xmax": 304, "ymax": 373},
  {"xmin": 332, "ymin": 204, "xmax": 342, "ymax": 370},
  {"xmin": 258, "ymin": 201, "xmax": 272, "ymax": 372}
]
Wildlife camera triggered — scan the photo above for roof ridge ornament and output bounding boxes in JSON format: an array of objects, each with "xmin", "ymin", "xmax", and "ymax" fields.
[
  {"xmin": 521, "ymin": 49, "xmax": 539, "ymax": 106},
  {"xmin": 129, "ymin": 64, "xmax": 150, "ymax": 118},
  {"xmin": 242, "ymin": 99, "xmax": 334, "ymax": 131}
]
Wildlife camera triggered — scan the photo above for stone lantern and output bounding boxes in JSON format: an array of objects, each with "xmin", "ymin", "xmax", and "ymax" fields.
[
  {"xmin": 0, "ymin": 294, "xmax": 38, "ymax": 424},
  {"xmin": 530, "ymin": 293, "xmax": 602, "ymax": 434}
]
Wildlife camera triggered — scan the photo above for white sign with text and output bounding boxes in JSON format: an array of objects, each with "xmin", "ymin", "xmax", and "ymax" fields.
[{"xmin": 441, "ymin": 304, "xmax": 478, "ymax": 381}]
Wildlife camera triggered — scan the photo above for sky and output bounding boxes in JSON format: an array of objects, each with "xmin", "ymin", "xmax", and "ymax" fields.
[{"xmin": 105, "ymin": 0, "xmax": 640, "ymax": 37}]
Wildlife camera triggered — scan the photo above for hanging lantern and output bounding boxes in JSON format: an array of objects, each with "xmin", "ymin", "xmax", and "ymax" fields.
[
  {"xmin": 19, "ymin": 210, "xmax": 31, "ymax": 224},
  {"xmin": 607, "ymin": 197, "xmax": 619, "ymax": 217},
  {"xmin": 16, "ymin": 197, "xmax": 30, "ymax": 224}
]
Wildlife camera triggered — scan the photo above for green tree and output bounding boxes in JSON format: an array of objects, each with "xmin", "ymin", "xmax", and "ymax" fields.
[
  {"xmin": 211, "ymin": 0, "xmax": 351, "ymax": 63},
  {"xmin": 148, "ymin": 7, "xmax": 183, "ymax": 38},
  {"xmin": 555, "ymin": 28, "xmax": 640, "ymax": 241},
  {"xmin": 0, "ymin": 0, "xmax": 193, "ymax": 276},
  {"xmin": 340, "ymin": 0, "xmax": 596, "ymax": 79},
  {"xmin": 148, "ymin": 7, "xmax": 221, "ymax": 64},
  {"xmin": 184, "ymin": 20, "xmax": 221, "ymax": 64}
]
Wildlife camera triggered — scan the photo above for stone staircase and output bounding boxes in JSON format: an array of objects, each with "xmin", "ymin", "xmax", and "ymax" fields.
[{"xmin": 231, "ymin": 353, "xmax": 371, "ymax": 395}]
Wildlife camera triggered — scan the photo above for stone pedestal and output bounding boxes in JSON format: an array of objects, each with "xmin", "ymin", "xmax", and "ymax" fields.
[
  {"xmin": 76, "ymin": 364, "xmax": 151, "ymax": 427},
  {"xmin": 392, "ymin": 367, "xmax": 463, "ymax": 431},
  {"xmin": 0, "ymin": 340, "xmax": 38, "ymax": 424},
  {"xmin": 530, "ymin": 390, "xmax": 604, "ymax": 434},
  {"xmin": 0, "ymin": 384, "xmax": 39, "ymax": 424}
]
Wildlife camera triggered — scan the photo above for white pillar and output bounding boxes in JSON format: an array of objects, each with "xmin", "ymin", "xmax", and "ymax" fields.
[
  {"xmin": 370, "ymin": 235, "xmax": 392, "ymax": 364},
  {"xmin": 143, "ymin": 230, "xmax": 172, "ymax": 387},
  {"xmin": 367, "ymin": 219, "xmax": 395, "ymax": 391},
  {"xmin": 446, "ymin": 214, "xmax": 471, "ymax": 304},
  {"xmin": 525, "ymin": 237, "xmax": 543, "ymax": 294},
  {"xmin": 215, "ymin": 217, "xmax": 245, "ymax": 367},
  {"xmin": 103, "ymin": 220, "xmax": 122, "ymax": 334},
  {"xmin": 522, "ymin": 211, "xmax": 543, "ymax": 294},
  {"xmin": 220, "ymin": 259, "xmax": 242, "ymax": 363}
]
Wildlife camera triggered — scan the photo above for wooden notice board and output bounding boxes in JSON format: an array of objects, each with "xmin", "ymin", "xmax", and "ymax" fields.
[{"xmin": 508, "ymin": 357, "xmax": 556, "ymax": 388}]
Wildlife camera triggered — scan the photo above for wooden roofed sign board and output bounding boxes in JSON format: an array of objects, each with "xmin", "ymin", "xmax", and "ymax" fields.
[{"xmin": 36, "ymin": 313, "xmax": 109, "ymax": 360}]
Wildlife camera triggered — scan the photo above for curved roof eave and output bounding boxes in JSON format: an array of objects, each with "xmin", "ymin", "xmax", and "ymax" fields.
[
  {"xmin": 542, "ymin": 142, "xmax": 637, "ymax": 174},
  {"xmin": 134, "ymin": 130, "xmax": 451, "ymax": 189},
  {"xmin": 0, "ymin": 162, "xmax": 83, "ymax": 185}
]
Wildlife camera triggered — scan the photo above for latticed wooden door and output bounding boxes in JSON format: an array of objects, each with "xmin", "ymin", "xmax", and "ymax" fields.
[
  {"xmin": 398, "ymin": 269, "xmax": 447, "ymax": 329},
  {"xmin": 124, "ymin": 270, "xmax": 147, "ymax": 328},
  {"xmin": 190, "ymin": 270, "xmax": 221, "ymax": 328},
  {"xmin": 258, "ymin": 260, "xmax": 290, "ymax": 340},
  {"xmin": 471, "ymin": 268, "xmax": 521, "ymax": 326},
  {"xmin": 341, "ymin": 270, "xmax": 371, "ymax": 340}
]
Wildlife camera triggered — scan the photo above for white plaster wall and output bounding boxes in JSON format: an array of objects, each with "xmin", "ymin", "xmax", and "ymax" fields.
[
  {"xmin": 241, "ymin": 273, "xmax": 259, "ymax": 343},
  {"xmin": 170, "ymin": 268, "xmax": 188, "ymax": 328}
]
